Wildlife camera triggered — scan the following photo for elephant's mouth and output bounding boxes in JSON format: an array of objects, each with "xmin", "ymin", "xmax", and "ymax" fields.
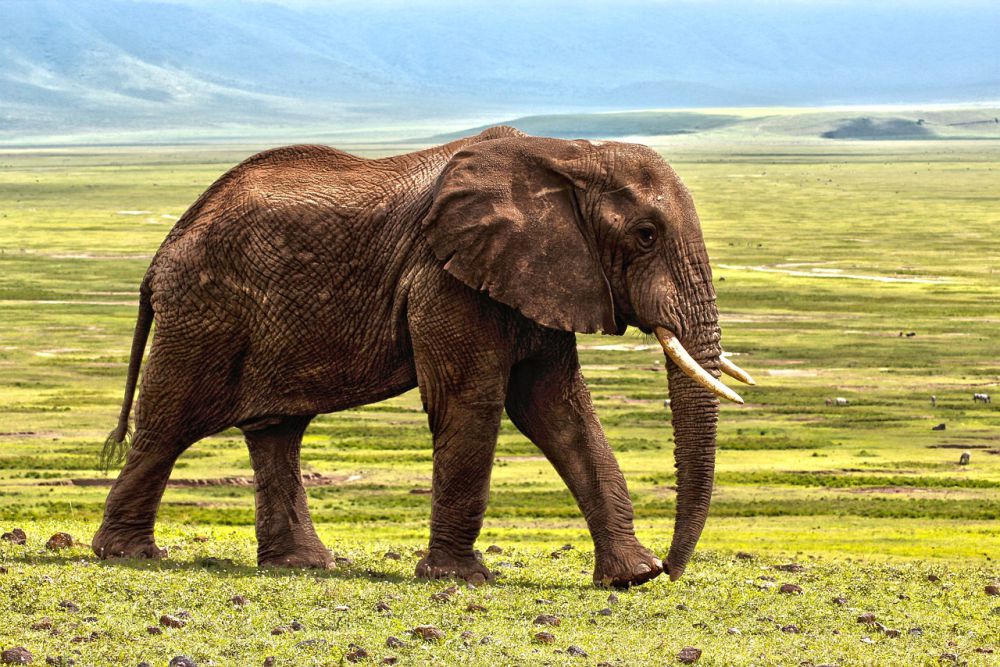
[{"xmin": 653, "ymin": 327, "xmax": 754, "ymax": 402}]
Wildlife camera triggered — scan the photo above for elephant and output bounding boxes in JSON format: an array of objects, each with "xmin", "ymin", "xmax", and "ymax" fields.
[{"xmin": 93, "ymin": 125, "xmax": 754, "ymax": 587}]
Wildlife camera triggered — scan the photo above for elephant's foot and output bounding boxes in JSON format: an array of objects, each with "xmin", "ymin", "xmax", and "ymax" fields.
[
  {"xmin": 258, "ymin": 541, "xmax": 334, "ymax": 569},
  {"xmin": 92, "ymin": 526, "xmax": 166, "ymax": 560},
  {"xmin": 416, "ymin": 549, "xmax": 493, "ymax": 585},
  {"xmin": 593, "ymin": 541, "xmax": 663, "ymax": 588}
]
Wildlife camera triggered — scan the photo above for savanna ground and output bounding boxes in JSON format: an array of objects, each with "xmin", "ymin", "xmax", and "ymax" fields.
[{"xmin": 0, "ymin": 136, "xmax": 998, "ymax": 665}]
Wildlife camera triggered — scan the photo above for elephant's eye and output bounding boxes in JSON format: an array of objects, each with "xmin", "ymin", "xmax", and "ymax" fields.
[{"xmin": 634, "ymin": 223, "xmax": 657, "ymax": 250}]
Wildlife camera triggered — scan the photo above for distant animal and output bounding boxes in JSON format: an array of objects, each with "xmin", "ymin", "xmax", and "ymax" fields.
[
  {"xmin": 835, "ymin": 397, "xmax": 849, "ymax": 407},
  {"xmin": 932, "ymin": 423, "xmax": 947, "ymax": 431},
  {"xmin": 930, "ymin": 395, "xmax": 937, "ymax": 407},
  {"xmin": 973, "ymin": 393, "xmax": 991, "ymax": 404},
  {"xmin": 824, "ymin": 399, "xmax": 832, "ymax": 407},
  {"xmin": 663, "ymin": 399, "xmax": 672, "ymax": 409},
  {"xmin": 959, "ymin": 451, "xmax": 971, "ymax": 465},
  {"xmin": 92, "ymin": 127, "xmax": 756, "ymax": 587}
]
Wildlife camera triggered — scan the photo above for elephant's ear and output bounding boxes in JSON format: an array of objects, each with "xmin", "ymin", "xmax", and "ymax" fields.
[{"xmin": 422, "ymin": 137, "xmax": 617, "ymax": 334}]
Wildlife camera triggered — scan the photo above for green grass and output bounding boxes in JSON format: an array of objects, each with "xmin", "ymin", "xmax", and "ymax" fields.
[{"xmin": 1, "ymin": 137, "xmax": 999, "ymax": 664}]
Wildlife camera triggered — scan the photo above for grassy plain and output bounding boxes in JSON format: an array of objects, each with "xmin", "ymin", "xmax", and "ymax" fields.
[{"xmin": 0, "ymin": 137, "xmax": 998, "ymax": 665}]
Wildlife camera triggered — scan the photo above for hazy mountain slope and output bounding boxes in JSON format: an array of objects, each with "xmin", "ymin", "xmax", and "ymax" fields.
[{"xmin": 1, "ymin": 0, "xmax": 998, "ymax": 141}]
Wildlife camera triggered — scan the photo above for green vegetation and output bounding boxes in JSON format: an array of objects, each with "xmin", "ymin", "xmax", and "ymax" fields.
[{"xmin": 1, "ymin": 136, "xmax": 998, "ymax": 664}]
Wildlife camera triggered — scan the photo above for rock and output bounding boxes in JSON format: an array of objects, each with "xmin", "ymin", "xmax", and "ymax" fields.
[
  {"xmin": 45, "ymin": 533, "xmax": 74, "ymax": 551},
  {"xmin": 271, "ymin": 626, "xmax": 291, "ymax": 635},
  {"xmin": 779, "ymin": 583, "xmax": 802, "ymax": 595},
  {"xmin": 857, "ymin": 613, "xmax": 877, "ymax": 625},
  {"xmin": 30, "ymin": 618, "xmax": 53, "ymax": 631},
  {"xmin": 567, "ymin": 645, "xmax": 588, "ymax": 658},
  {"xmin": 596, "ymin": 607, "xmax": 612, "ymax": 616},
  {"xmin": 908, "ymin": 627, "xmax": 924, "ymax": 636},
  {"xmin": 262, "ymin": 658, "xmax": 275, "ymax": 667},
  {"xmin": 607, "ymin": 592, "xmax": 619, "ymax": 605},
  {"xmin": 932, "ymin": 423, "xmax": 946, "ymax": 431},
  {"xmin": 938, "ymin": 654, "xmax": 958, "ymax": 664},
  {"xmin": 430, "ymin": 591, "xmax": 452, "ymax": 603},
  {"xmin": 676, "ymin": 604, "xmax": 691, "ymax": 611},
  {"xmin": 192, "ymin": 535, "xmax": 209, "ymax": 543},
  {"xmin": 410, "ymin": 625, "xmax": 444, "ymax": 642},
  {"xmin": 176, "ymin": 611, "xmax": 192, "ymax": 620},
  {"xmin": 383, "ymin": 551, "xmax": 401, "ymax": 560},
  {"xmin": 168, "ymin": 658, "xmax": 196, "ymax": 667},
  {"xmin": 334, "ymin": 556, "xmax": 353, "ymax": 567},
  {"xmin": 549, "ymin": 550, "xmax": 564, "ymax": 559},
  {"xmin": 560, "ymin": 544, "xmax": 574, "ymax": 551},
  {"xmin": 376, "ymin": 601, "xmax": 391, "ymax": 612},
  {"xmin": 534, "ymin": 631, "xmax": 556, "ymax": 645},
  {"xmin": 781, "ymin": 624, "xmax": 800, "ymax": 634},
  {"xmin": 678, "ymin": 646, "xmax": 702, "ymax": 664},
  {"xmin": 535, "ymin": 598, "xmax": 554, "ymax": 605},
  {"xmin": 485, "ymin": 545, "xmax": 503, "ymax": 554},
  {"xmin": 0, "ymin": 566, "xmax": 7, "ymax": 574},
  {"xmin": 382, "ymin": 659, "xmax": 398, "ymax": 665},
  {"xmin": 533, "ymin": 614, "xmax": 561, "ymax": 626},
  {"xmin": 345, "ymin": 645, "xmax": 367, "ymax": 663},
  {"xmin": 146, "ymin": 627, "xmax": 161, "ymax": 635},
  {"xmin": 44, "ymin": 658, "xmax": 73, "ymax": 666},
  {"xmin": 985, "ymin": 584, "xmax": 1000, "ymax": 596},
  {"xmin": 727, "ymin": 628, "xmax": 741, "ymax": 635},
  {"xmin": 333, "ymin": 605, "xmax": 350, "ymax": 612},
  {"xmin": 1, "ymin": 529, "xmax": 26, "ymax": 545},
  {"xmin": 774, "ymin": 563, "xmax": 805, "ymax": 573},
  {"xmin": 57, "ymin": 601, "xmax": 78, "ymax": 613},
  {"xmin": 831, "ymin": 596, "xmax": 848, "ymax": 606},
  {"xmin": 137, "ymin": 663, "xmax": 150, "ymax": 667},
  {"xmin": 860, "ymin": 636, "xmax": 874, "ymax": 644},
  {"xmin": 884, "ymin": 628, "xmax": 901, "ymax": 638},
  {"xmin": 974, "ymin": 648, "xmax": 995, "ymax": 654},
  {"xmin": 1, "ymin": 647, "xmax": 32, "ymax": 665},
  {"xmin": 160, "ymin": 614, "xmax": 186, "ymax": 629},
  {"xmin": 479, "ymin": 636, "xmax": 492, "ymax": 645},
  {"xmin": 927, "ymin": 574, "xmax": 941, "ymax": 582},
  {"xmin": 385, "ymin": 636, "xmax": 405, "ymax": 649},
  {"xmin": 460, "ymin": 631, "xmax": 475, "ymax": 642},
  {"xmin": 230, "ymin": 595, "xmax": 248, "ymax": 606},
  {"xmin": 466, "ymin": 603, "xmax": 487, "ymax": 613},
  {"xmin": 734, "ymin": 551, "xmax": 754, "ymax": 560}
]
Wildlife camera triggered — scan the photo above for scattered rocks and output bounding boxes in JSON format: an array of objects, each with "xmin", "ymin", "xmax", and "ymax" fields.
[
  {"xmin": 44, "ymin": 657, "xmax": 73, "ymax": 666},
  {"xmin": 168, "ymin": 658, "xmax": 196, "ymax": 667},
  {"xmin": 1, "ymin": 529, "xmax": 26, "ymax": 545},
  {"xmin": 485, "ymin": 545, "xmax": 503, "ymax": 554},
  {"xmin": 677, "ymin": 646, "xmax": 702, "ymax": 664},
  {"xmin": 779, "ymin": 583, "xmax": 803, "ymax": 595},
  {"xmin": 974, "ymin": 648, "xmax": 995, "ymax": 654},
  {"xmin": 727, "ymin": 628, "xmax": 741, "ymax": 636},
  {"xmin": 271, "ymin": 626, "xmax": 292, "ymax": 635},
  {"xmin": 676, "ymin": 604, "xmax": 691, "ymax": 611},
  {"xmin": 192, "ymin": 535, "xmax": 209, "ymax": 543},
  {"xmin": 334, "ymin": 556, "xmax": 353, "ymax": 567},
  {"xmin": 884, "ymin": 628, "xmax": 901, "ymax": 638},
  {"xmin": 30, "ymin": 618, "xmax": 53, "ymax": 631},
  {"xmin": 0, "ymin": 566, "xmax": 7, "ymax": 574},
  {"xmin": 376, "ymin": 601, "xmax": 391, "ymax": 613},
  {"xmin": 857, "ymin": 613, "xmax": 878, "ymax": 625},
  {"xmin": 773, "ymin": 563, "xmax": 805, "ymax": 573},
  {"xmin": 927, "ymin": 574, "xmax": 941, "ymax": 582},
  {"xmin": 938, "ymin": 653, "xmax": 958, "ymax": 664},
  {"xmin": 908, "ymin": 627, "xmax": 924, "ymax": 636},
  {"xmin": 607, "ymin": 593, "xmax": 619, "ymax": 605},
  {"xmin": 832, "ymin": 596, "xmax": 848, "ymax": 606},
  {"xmin": 1, "ymin": 647, "xmax": 32, "ymax": 665},
  {"xmin": 466, "ymin": 603, "xmax": 487, "ymax": 613},
  {"xmin": 533, "ymin": 631, "xmax": 556, "ymax": 645},
  {"xmin": 735, "ymin": 551, "xmax": 755, "ymax": 560},
  {"xmin": 533, "ymin": 614, "xmax": 561, "ymax": 627},
  {"xmin": 230, "ymin": 595, "xmax": 248, "ymax": 606},
  {"xmin": 345, "ymin": 645, "xmax": 367, "ymax": 663},
  {"xmin": 159, "ymin": 614, "xmax": 186, "ymax": 629},
  {"xmin": 596, "ymin": 607, "xmax": 612, "ymax": 616},
  {"xmin": 45, "ymin": 533, "xmax": 74, "ymax": 551},
  {"xmin": 262, "ymin": 658, "xmax": 275, "ymax": 667},
  {"xmin": 333, "ymin": 605, "xmax": 350, "ymax": 612},
  {"xmin": 985, "ymin": 584, "xmax": 1000, "ymax": 596},
  {"xmin": 146, "ymin": 627, "xmax": 161, "ymax": 636},
  {"xmin": 57, "ymin": 601, "xmax": 78, "ymax": 613},
  {"xmin": 781, "ymin": 624, "xmax": 800, "ymax": 634},
  {"xmin": 410, "ymin": 626, "xmax": 444, "ymax": 642},
  {"xmin": 567, "ymin": 645, "xmax": 588, "ymax": 658},
  {"xmin": 535, "ymin": 598, "xmax": 554, "ymax": 605},
  {"xmin": 385, "ymin": 636, "xmax": 405, "ymax": 649},
  {"xmin": 382, "ymin": 658, "xmax": 398, "ymax": 665},
  {"xmin": 383, "ymin": 551, "xmax": 401, "ymax": 560}
]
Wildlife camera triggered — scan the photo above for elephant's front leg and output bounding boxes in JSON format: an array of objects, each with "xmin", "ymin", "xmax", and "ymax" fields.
[
  {"xmin": 506, "ymin": 339, "xmax": 663, "ymax": 588},
  {"xmin": 245, "ymin": 415, "xmax": 332, "ymax": 569}
]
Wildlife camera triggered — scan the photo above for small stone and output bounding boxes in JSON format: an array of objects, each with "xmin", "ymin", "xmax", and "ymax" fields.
[
  {"xmin": 1, "ymin": 647, "xmax": 32, "ymax": 665},
  {"xmin": 460, "ymin": 631, "xmax": 475, "ymax": 641},
  {"xmin": 485, "ymin": 545, "xmax": 503, "ymax": 554},
  {"xmin": 734, "ymin": 551, "xmax": 754, "ymax": 560},
  {"xmin": 230, "ymin": 595, "xmax": 248, "ymax": 606},
  {"xmin": 430, "ymin": 591, "xmax": 452, "ymax": 603},
  {"xmin": 727, "ymin": 628, "xmax": 741, "ymax": 635},
  {"xmin": 779, "ymin": 583, "xmax": 802, "ymax": 595},
  {"xmin": 857, "ymin": 613, "xmax": 877, "ymax": 625},
  {"xmin": 160, "ymin": 614, "xmax": 186, "ymax": 629},
  {"xmin": 176, "ymin": 611, "xmax": 192, "ymax": 620},
  {"xmin": 45, "ymin": 533, "xmax": 74, "ymax": 551},
  {"xmin": 908, "ymin": 627, "xmax": 924, "ymax": 636},
  {"xmin": 57, "ymin": 601, "xmax": 79, "ymax": 612},
  {"xmin": 345, "ymin": 645, "xmax": 367, "ymax": 663},
  {"xmin": 137, "ymin": 663, "xmax": 150, "ymax": 667},
  {"xmin": 927, "ymin": 574, "xmax": 940, "ymax": 582},
  {"xmin": 168, "ymin": 658, "xmax": 196, "ymax": 667},
  {"xmin": 146, "ymin": 627, "xmax": 161, "ymax": 635},
  {"xmin": 479, "ymin": 636, "xmax": 492, "ymax": 645},
  {"xmin": 192, "ymin": 535, "xmax": 209, "ymax": 542},
  {"xmin": 383, "ymin": 551, "xmax": 401, "ymax": 560},
  {"xmin": 334, "ymin": 605, "xmax": 350, "ymax": 612},
  {"xmin": 334, "ymin": 556, "xmax": 353, "ymax": 567},
  {"xmin": 560, "ymin": 544, "xmax": 574, "ymax": 551},
  {"xmin": 567, "ymin": 645, "xmax": 588, "ymax": 658},
  {"xmin": 262, "ymin": 658, "xmax": 275, "ymax": 667},
  {"xmin": 678, "ymin": 646, "xmax": 702, "ymax": 664},
  {"xmin": 860, "ymin": 636, "xmax": 875, "ymax": 644},
  {"xmin": 884, "ymin": 628, "xmax": 901, "ymax": 638},
  {"xmin": 607, "ymin": 592, "xmax": 619, "ymax": 605},
  {"xmin": 375, "ymin": 601, "xmax": 391, "ymax": 612},
  {"xmin": 676, "ymin": 603, "xmax": 691, "ymax": 611},
  {"xmin": 382, "ymin": 659, "xmax": 397, "ymax": 666},
  {"xmin": 386, "ymin": 636, "xmax": 405, "ymax": 649},
  {"xmin": 985, "ymin": 584, "xmax": 1000, "ymax": 596},
  {"xmin": 271, "ymin": 626, "xmax": 292, "ymax": 635},
  {"xmin": 781, "ymin": 624, "xmax": 800, "ymax": 634},
  {"xmin": 0, "ymin": 566, "xmax": 7, "ymax": 574},
  {"xmin": 466, "ymin": 603, "xmax": 487, "ymax": 613},
  {"xmin": 30, "ymin": 617, "xmax": 53, "ymax": 631},
  {"xmin": 535, "ymin": 598, "xmax": 553, "ymax": 605},
  {"xmin": 534, "ymin": 631, "xmax": 556, "ymax": 645},
  {"xmin": 832, "ymin": 596, "xmax": 848, "ymax": 606},
  {"xmin": 533, "ymin": 614, "xmax": 561, "ymax": 626},
  {"xmin": 1, "ymin": 528, "xmax": 26, "ymax": 545},
  {"xmin": 549, "ymin": 551, "xmax": 564, "ymax": 559},
  {"xmin": 939, "ymin": 654, "xmax": 958, "ymax": 664},
  {"xmin": 774, "ymin": 563, "xmax": 805, "ymax": 573},
  {"xmin": 44, "ymin": 658, "xmax": 73, "ymax": 666},
  {"xmin": 410, "ymin": 625, "xmax": 444, "ymax": 642},
  {"xmin": 596, "ymin": 607, "xmax": 612, "ymax": 616},
  {"xmin": 974, "ymin": 648, "xmax": 995, "ymax": 654}
]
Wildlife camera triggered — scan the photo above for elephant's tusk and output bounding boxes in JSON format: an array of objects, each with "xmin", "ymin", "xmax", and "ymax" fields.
[
  {"xmin": 719, "ymin": 354, "xmax": 756, "ymax": 386},
  {"xmin": 654, "ymin": 327, "xmax": 744, "ymax": 404}
]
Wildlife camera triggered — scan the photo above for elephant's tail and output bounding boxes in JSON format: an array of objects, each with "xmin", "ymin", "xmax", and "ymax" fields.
[{"xmin": 100, "ymin": 280, "xmax": 154, "ymax": 471}]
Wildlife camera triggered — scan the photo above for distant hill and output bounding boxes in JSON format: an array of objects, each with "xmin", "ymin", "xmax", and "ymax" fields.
[{"xmin": 1, "ymin": 0, "xmax": 999, "ymax": 143}]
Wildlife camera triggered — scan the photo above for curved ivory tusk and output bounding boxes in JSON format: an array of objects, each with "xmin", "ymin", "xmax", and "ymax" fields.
[
  {"xmin": 719, "ymin": 354, "xmax": 756, "ymax": 386},
  {"xmin": 654, "ymin": 327, "xmax": 744, "ymax": 404}
]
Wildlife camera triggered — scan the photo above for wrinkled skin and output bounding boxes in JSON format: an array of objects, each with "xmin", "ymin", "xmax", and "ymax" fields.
[{"xmin": 94, "ymin": 126, "xmax": 726, "ymax": 586}]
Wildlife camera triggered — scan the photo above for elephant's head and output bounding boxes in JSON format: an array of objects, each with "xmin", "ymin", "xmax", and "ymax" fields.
[{"xmin": 423, "ymin": 131, "xmax": 754, "ymax": 580}]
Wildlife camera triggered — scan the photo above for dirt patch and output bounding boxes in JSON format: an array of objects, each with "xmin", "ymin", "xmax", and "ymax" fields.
[
  {"xmin": 496, "ymin": 455, "xmax": 547, "ymax": 462},
  {"xmin": 0, "ymin": 431, "xmax": 58, "ymax": 439},
  {"xmin": 717, "ymin": 263, "xmax": 949, "ymax": 284},
  {"xmin": 927, "ymin": 444, "xmax": 991, "ymax": 450},
  {"xmin": 847, "ymin": 486, "xmax": 945, "ymax": 495},
  {"xmin": 43, "ymin": 472, "xmax": 361, "ymax": 488}
]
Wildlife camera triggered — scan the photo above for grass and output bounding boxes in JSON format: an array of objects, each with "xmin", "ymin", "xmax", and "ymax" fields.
[{"xmin": 1, "ymin": 136, "xmax": 999, "ymax": 664}]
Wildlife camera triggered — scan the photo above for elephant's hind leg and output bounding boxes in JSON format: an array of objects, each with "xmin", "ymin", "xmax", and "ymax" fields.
[{"xmin": 245, "ymin": 415, "xmax": 332, "ymax": 569}]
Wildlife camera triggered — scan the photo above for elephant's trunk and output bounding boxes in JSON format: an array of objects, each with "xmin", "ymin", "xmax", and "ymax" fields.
[{"xmin": 657, "ymin": 314, "xmax": 723, "ymax": 581}]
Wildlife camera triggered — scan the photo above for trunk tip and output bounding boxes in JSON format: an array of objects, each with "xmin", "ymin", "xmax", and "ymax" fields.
[{"xmin": 663, "ymin": 559, "xmax": 685, "ymax": 581}]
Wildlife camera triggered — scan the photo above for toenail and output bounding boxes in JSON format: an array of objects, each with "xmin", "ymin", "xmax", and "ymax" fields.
[{"xmin": 635, "ymin": 563, "xmax": 650, "ymax": 574}]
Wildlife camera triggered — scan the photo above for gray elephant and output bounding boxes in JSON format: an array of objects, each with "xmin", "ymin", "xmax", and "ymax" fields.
[{"xmin": 94, "ymin": 126, "xmax": 753, "ymax": 587}]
